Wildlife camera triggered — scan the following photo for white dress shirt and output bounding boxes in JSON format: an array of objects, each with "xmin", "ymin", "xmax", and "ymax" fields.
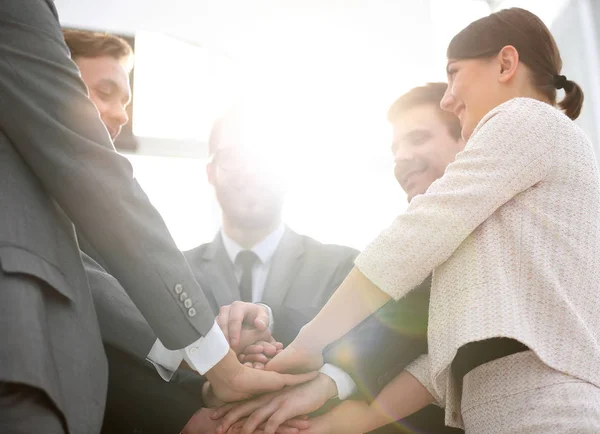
[{"xmin": 147, "ymin": 224, "xmax": 356, "ymax": 398}]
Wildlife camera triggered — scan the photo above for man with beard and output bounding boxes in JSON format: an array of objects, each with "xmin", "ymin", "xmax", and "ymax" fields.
[{"xmin": 183, "ymin": 109, "xmax": 360, "ymax": 421}]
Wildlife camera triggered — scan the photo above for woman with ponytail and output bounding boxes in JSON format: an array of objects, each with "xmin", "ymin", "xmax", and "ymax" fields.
[{"xmin": 222, "ymin": 8, "xmax": 600, "ymax": 433}]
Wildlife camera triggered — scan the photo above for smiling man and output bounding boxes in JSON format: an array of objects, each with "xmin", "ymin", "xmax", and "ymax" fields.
[
  {"xmin": 63, "ymin": 29, "xmax": 132, "ymax": 141},
  {"xmin": 390, "ymin": 82, "xmax": 465, "ymax": 202}
]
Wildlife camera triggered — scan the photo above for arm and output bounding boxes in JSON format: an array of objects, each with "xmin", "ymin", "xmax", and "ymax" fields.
[
  {"xmin": 298, "ymin": 369, "xmax": 433, "ymax": 434},
  {"xmin": 270, "ymin": 103, "xmax": 555, "ymax": 372},
  {"xmin": 322, "ymin": 277, "xmax": 430, "ymax": 400},
  {"xmin": 82, "ymin": 252, "xmax": 157, "ymax": 360},
  {"xmin": 0, "ymin": 0, "xmax": 211, "ymax": 348}
]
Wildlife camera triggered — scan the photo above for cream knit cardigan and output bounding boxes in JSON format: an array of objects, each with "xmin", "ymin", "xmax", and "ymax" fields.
[{"xmin": 355, "ymin": 97, "xmax": 600, "ymax": 428}]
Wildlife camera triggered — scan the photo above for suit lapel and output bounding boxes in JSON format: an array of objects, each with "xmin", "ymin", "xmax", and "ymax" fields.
[
  {"xmin": 197, "ymin": 234, "xmax": 240, "ymax": 307},
  {"xmin": 262, "ymin": 228, "xmax": 304, "ymax": 307}
]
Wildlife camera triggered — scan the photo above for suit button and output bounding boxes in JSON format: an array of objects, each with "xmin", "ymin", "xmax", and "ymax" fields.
[
  {"xmin": 188, "ymin": 307, "xmax": 197, "ymax": 317},
  {"xmin": 179, "ymin": 292, "xmax": 188, "ymax": 301},
  {"xmin": 174, "ymin": 283, "xmax": 183, "ymax": 294},
  {"xmin": 184, "ymin": 299, "xmax": 193, "ymax": 308}
]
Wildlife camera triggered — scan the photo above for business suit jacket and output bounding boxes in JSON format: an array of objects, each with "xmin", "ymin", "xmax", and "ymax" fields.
[
  {"xmin": 0, "ymin": 2, "xmax": 214, "ymax": 431},
  {"xmin": 83, "ymin": 254, "xmax": 206, "ymax": 434},
  {"xmin": 185, "ymin": 227, "xmax": 358, "ymax": 346}
]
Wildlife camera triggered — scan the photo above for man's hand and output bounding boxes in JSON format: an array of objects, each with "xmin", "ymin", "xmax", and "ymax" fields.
[
  {"xmin": 213, "ymin": 373, "xmax": 338, "ymax": 434},
  {"xmin": 206, "ymin": 349, "xmax": 318, "ymax": 403},
  {"xmin": 181, "ymin": 408, "xmax": 221, "ymax": 434},
  {"xmin": 217, "ymin": 302, "xmax": 270, "ymax": 350},
  {"xmin": 239, "ymin": 340, "xmax": 283, "ymax": 369}
]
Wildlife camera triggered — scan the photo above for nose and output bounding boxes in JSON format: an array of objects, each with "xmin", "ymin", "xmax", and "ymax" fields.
[
  {"xmin": 440, "ymin": 86, "xmax": 455, "ymax": 113},
  {"xmin": 110, "ymin": 103, "xmax": 129, "ymax": 128}
]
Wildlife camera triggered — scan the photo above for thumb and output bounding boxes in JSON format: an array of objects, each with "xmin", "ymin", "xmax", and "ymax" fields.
[{"xmin": 254, "ymin": 308, "xmax": 269, "ymax": 331}]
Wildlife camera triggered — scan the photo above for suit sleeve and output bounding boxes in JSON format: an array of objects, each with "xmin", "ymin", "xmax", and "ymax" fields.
[
  {"xmin": 0, "ymin": 0, "xmax": 213, "ymax": 348},
  {"xmin": 82, "ymin": 252, "xmax": 157, "ymax": 360},
  {"xmin": 355, "ymin": 103, "xmax": 555, "ymax": 301}
]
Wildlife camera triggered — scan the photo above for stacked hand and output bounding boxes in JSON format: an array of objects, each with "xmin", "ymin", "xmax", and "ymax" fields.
[
  {"xmin": 213, "ymin": 373, "xmax": 337, "ymax": 434},
  {"xmin": 238, "ymin": 340, "xmax": 283, "ymax": 370},
  {"xmin": 205, "ymin": 302, "xmax": 318, "ymax": 403},
  {"xmin": 216, "ymin": 301, "xmax": 284, "ymax": 369}
]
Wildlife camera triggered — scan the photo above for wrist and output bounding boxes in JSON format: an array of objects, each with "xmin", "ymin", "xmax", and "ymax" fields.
[
  {"xmin": 205, "ymin": 349, "xmax": 240, "ymax": 382},
  {"xmin": 317, "ymin": 373, "xmax": 339, "ymax": 401}
]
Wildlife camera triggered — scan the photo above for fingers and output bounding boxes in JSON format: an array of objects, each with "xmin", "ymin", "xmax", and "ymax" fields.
[
  {"xmin": 242, "ymin": 353, "xmax": 269, "ymax": 364},
  {"xmin": 281, "ymin": 417, "xmax": 310, "ymax": 430},
  {"xmin": 227, "ymin": 301, "xmax": 248, "ymax": 348},
  {"xmin": 254, "ymin": 311, "xmax": 269, "ymax": 331},
  {"xmin": 228, "ymin": 302, "xmax": 269, "ymax": 348},
  {"xmin": 253, "ymin": 362, "xmax": 265, "ymax": 370},
  {"xmin": 243, "ymin": 344, "xmax": 268, "ymax": 355},
  {"xmin": 212, "ymin": 402, "xmax": 235, "ymax": 420},
  {"xmin": 259, "ymin": 341, "xmax": 278, "ymax": 358},
  {"xmin": 240, "ymin": 398, "xmax": 281, "ymax": 434},
  {"xmin": 216, "ymin": 394, "xmax": 272, "ymax": 433}
]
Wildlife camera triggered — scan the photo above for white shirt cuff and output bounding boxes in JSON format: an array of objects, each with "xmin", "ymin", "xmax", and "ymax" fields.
[
  {"xmin": 255, "ymin": 303, "xmax": 274, "ymax": 331},
  {"xmin": 146, "ymin": 339, "xmax": 184, "ymax": 382},
  {"xmin": 319, "ymin": 363, "xmax": 357, "ymax": 400},
  {"xmin": 181, "ymin": 321, "xmax": 230, "ymax": 375}
]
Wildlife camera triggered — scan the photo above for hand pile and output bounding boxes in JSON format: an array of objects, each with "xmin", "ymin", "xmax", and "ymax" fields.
[{"xmin": 181, "ymin": 302, "xmax": 372, "ymax": 434}]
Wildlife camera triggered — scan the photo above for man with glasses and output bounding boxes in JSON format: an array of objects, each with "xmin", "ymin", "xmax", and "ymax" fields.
[{"xmin": 182, "ymin": 109, "xmax": 359, "ymax": 428}]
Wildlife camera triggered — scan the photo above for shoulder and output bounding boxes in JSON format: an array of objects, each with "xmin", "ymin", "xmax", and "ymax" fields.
[
  {"xmin": 183, "ymin": 242, "xmax": 210, "ymax": 262},
  {"xmin": 470, "ymin": 98, "xmax": 588, "ymax": 151}
]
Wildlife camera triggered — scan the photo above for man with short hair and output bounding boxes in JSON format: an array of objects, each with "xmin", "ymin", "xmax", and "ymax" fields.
[
  {"xmin": 183, "ymin": 107, "xmax": 360, "ymax": 407},
  {"xmin": 60, "ymin": 29, "xmax": 222, "ymax": 434},
  {"xmin": 64, "ymin": 29, "xmax": 133, "ymax": 141}
]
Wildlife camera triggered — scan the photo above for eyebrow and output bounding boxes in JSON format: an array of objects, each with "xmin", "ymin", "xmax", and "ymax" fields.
[
  {"xmin": 96, "ymin": 79, "xmax": 132, "ymax": 105},
  {"xmin": 391, "ymin": 128, "xmax": 432, "ymax": 152}
]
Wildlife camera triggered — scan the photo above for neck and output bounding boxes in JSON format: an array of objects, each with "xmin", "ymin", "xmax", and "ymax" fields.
[{"xmin": 222, "ymin": 216, "xmax": 282, "ymax": 249}]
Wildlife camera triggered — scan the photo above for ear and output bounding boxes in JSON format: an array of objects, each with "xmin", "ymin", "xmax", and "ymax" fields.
[
  {"xmin": 206, "ymin": 161, "xmax": 215, "ymax": 186},
  {"xmin": 497, "ymin": 45, "xmax": 519, "ymax": 84}
]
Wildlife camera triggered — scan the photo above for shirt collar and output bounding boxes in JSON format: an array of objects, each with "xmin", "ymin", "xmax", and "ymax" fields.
[{"xmin": 221, "ymin": 223, "xmax": 286, "ymax": 265}]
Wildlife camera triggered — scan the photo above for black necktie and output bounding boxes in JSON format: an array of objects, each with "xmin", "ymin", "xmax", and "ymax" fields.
[{"xmin": 236, "ymin": 250, "xmax": 259, "ymax": 302}]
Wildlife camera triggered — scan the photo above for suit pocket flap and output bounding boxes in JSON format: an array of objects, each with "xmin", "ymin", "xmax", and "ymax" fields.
[{"xmin": 0, "ymin": 246, "xmax": 75, "ymax": 301}]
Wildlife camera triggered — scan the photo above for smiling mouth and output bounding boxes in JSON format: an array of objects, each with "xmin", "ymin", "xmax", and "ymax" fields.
[{"xmin": 399, "ymin": 170, "xmax": 425, "ymax": 191}]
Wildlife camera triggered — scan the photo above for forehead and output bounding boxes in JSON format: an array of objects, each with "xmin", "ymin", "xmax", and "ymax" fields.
[
  {"xmin": 391, "ymin": 104, "xmax": 448, "ymax": 139},
  {"xmin": 74, "ymin": 56, "xmax": 131, "ymax": 95}
]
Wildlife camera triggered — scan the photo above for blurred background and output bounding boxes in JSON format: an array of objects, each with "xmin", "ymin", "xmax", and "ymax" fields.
[{"xmin": 55, "ymin": 0, "xmax": 600, "ymax": 250}]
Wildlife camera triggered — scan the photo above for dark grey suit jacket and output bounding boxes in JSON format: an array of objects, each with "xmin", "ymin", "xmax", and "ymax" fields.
[
  {"xmin": 185, "ymin": 228, "xmax": 359, "ymax": 346},
  {"xmin": 83, "ymin": 253, "xmax": 206, "ymax": 434},
  {"xmin": 0, "ymin": 2, "xmax": 214, "ymax": 432}
]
